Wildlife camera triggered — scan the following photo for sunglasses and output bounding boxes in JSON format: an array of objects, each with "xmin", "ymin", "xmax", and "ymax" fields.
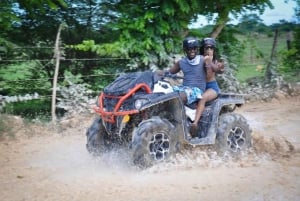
[{"xmin": 204, "ymin": 46, "xmax": 214, "ymax": 50}]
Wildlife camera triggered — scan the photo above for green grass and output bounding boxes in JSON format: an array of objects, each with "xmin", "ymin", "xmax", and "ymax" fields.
[
  {"xmin": 234, "ymin": 32, "xmax": 288, "ymax": 83},
  {"xmin": 236, "ymin": 64, "xmax": 265, "ymax": 82}
]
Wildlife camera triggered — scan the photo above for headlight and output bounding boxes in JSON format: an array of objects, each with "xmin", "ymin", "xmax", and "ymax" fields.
[{"xmin": 134, "ymin": 99, "xmax": 148, "ymax": 109}]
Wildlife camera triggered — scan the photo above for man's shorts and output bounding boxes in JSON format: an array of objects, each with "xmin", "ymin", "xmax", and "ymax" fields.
[
  {"xmin": 173, "ymin": 86, "xmax": 203, "ymax": 105},
  {"xmin": 206, "ymin": 81, "xmax": 220, "ymax": 94}
]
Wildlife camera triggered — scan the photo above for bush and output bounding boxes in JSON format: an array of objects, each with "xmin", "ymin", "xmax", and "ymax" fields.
[
  {"xmin": 2, "ymin": 99, "xmax": 58, "ymax": 120},
  {"xmin": 280, "ymin": 48, "xmax": 300, "ymax": 80}
]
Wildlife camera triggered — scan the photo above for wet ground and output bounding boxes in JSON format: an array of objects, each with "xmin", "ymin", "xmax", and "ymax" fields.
[{"xmin": 0, "ymin": 96, "xmax": 299, "ymax": 201}]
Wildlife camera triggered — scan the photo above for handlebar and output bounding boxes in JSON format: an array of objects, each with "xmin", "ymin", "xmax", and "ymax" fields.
[{"xmin": 163, "ymin": 71, "xmax": 183, "ymax": 80}]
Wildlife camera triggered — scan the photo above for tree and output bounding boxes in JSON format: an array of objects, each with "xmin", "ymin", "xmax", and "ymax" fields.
[
  {"xmin": 280, "ymin": 0, "xmax": 300, "ymax": 78},
  {"xmin": 0, "ymin": 0, "xmax": 66, "ymax": 34},
  {"xmin": 74, "ymin": 0, "xmax": 273, "ymax": 70},
  {"xmin": 198, "ymin": 0, "xmax": 273, "ymax": 38},
  {"xmin": 238, "ymin": 13, "xmax": 264, "ymax": 33},
  {"xmin": 75, "ymin": 0, "xmax": 201, "ymax": 70},
  {"xmin": 0, "ymin": 1, "xmax": 19, "ymax": 33}
]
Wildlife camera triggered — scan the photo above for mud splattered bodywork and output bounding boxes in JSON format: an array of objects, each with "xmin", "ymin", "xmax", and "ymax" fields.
[{"xmin": 86, "ymin": 71, "xmax": 252, "ymax": 167}]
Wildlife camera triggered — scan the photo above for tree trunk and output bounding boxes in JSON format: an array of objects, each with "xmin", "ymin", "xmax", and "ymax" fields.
[
  {"xmin": 210, "ymin": 21, "xmax": 227, "ymax": 39},
  {"xmin": 209, "ymin": 10, "xmax": 229, "ymax": 39}
]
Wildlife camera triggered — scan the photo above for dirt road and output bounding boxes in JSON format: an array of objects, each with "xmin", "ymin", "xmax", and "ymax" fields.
[{"xmin": 1, "ymin": 96, "xmax": 300, "ymax": 201}]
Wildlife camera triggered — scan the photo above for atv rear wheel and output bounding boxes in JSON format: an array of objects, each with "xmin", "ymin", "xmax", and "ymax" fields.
[
  {"xmin": 132, "ymin": 116, "xmax": 179, "ymax": 168},
  {"xmin": 86, "ymin": 116, "xmax": 111, "ymax": 154},
  {"xmin": 216, "ymin": 113, "xmax": 252, "ymax": 155}
]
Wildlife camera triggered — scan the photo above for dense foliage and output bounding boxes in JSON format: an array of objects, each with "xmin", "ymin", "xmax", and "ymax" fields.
[
  {"xmin": 280, "ymin": 0, "xmax": 300, "ymax": 79},
  {"xmin": 0, "ymin": 0, "xmax": 298, "ymax": 119}
]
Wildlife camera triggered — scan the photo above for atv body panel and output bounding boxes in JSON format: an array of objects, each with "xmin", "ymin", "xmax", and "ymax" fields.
[{"xmin": 86, "ymin": 70, "xmax": 252, "ymax": 167}]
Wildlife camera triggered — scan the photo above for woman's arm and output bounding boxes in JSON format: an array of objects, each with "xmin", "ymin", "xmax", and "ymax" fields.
[{"xmin": 205, "ymin": 60, "xmax": 224, "ymax": 74}]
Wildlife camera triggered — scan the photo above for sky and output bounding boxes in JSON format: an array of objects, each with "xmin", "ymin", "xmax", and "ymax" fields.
[{"xmin": 189, "ymin": 0, "xmax": 298, "ymax": 28}]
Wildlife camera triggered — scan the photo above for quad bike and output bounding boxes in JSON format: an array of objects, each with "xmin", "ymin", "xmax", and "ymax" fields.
[{"xmin": 86, "ymin": 70, "xmax": 252, "ymax": 168}]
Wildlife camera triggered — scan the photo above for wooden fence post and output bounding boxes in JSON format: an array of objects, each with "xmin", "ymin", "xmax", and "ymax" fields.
[
  {"xmin": 51, "ymin": 24, "xmax": 63, "ymax": 124},
  {"xmin": 265, "ymin": 28, "xmax": 278, "ymax": 83}
]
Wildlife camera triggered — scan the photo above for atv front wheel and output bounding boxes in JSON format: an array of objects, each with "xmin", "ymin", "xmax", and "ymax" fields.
[
  {"xmin": 132, "ymin": 116, "xmax": 179, "ymax": 168},
  {"xmin": 216, "ymin": 113, "xmax": 252, "ymax": 155},
  {"xmin": 86, "ymin": 116, "xmax": 111, "ymax": 154}
]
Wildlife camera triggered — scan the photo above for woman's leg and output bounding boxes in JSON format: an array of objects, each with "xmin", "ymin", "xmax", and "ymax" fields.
[{"xmin": 190, "ymin": 89, "xmax": 218, "ymax": 136}]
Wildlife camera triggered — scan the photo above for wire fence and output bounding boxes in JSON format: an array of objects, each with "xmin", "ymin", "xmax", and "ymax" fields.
[
  {"xmin": 0, "ymin": 46, "xmax": 128, "ymax": 108},
  {"xmin": 0, "ymin": 45, "xmax": 268, "ymax": 107},
  {"xmin": 0, "ymin": 58, "xmax": 130, "ymax": 62},
  {"xmin": 2, "ymin": 72, "xmax": 119, "ymax": 83}
]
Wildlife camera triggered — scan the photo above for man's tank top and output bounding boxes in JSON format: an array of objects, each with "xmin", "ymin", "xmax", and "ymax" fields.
[{"xmin": 179, "ymin": 55, "xmax": 206, "ymax": 92}]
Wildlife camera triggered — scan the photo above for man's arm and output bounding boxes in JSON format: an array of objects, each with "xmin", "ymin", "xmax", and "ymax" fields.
[
  {"xmin": 156, "ymin": 61, "xmax": 180, "ymax": 76},
  {"xmin": 168, "ymin": 61, "xmax": 180, "ymax": 74}
]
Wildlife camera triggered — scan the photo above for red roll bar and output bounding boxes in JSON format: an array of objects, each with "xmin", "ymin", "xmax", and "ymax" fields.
[{"xmin": 94, "ymin": 83, "xmax": 152, "ymax": 123}]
